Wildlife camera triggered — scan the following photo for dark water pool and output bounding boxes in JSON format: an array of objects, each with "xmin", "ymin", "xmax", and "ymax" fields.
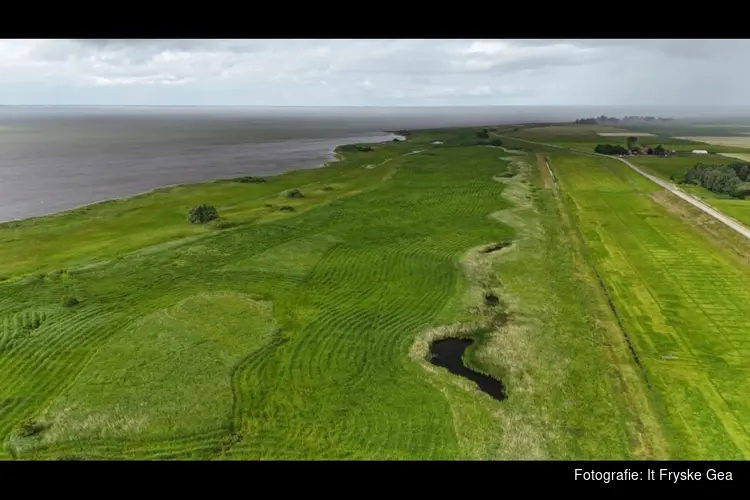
[{"xmin": 429, "ymin": 338, "xmax": 506, "ymax": 401}]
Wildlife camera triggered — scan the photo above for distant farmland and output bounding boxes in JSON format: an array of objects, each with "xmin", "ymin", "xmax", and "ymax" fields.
[
  {"xmin": 676, "ymin": 136, "xmax": 750, "ymax": 148},
  {"xmin": 720, "ymin": 153, "xmax": 750, "ymax": 162},
  {"xmin": 597, "ymin": 132, "xmax": 655, "ymax": 137}
]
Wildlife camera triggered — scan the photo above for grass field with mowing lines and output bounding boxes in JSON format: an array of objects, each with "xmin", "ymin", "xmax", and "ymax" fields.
[
  {"xmin": 627, "ymin": 156, "xmax": 750, "ymax": 228},
  {"xmin": 550, "ymin": 152, "xmax": 750, "ymax": 458},
  {"xmin": 0, "ymin": 128, "xmax": 660, "ymax": 460}
]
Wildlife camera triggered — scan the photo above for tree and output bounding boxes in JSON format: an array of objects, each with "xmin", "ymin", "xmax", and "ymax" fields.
[
  {"xmin": 476, "ymin": 130, "xmax": 490, "ymax": 139},
  {"xmin": 188, "ymin": 204, "xmax": 219, "ymax": 224},
  {"xmin": 654, "ymin": 145, "xmax": 665, "ymax": 156},
  {"xmin": 626, "ymin": 136, "xmax": 638, "ymax": 151},
  {"xmin": 595, "ymin": 144, "xmax": 628, "ymax": 155}
]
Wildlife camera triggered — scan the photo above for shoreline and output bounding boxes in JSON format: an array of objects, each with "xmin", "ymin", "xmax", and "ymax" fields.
[{"xmin": 0, "ymin": 132, "xmax": 404, "ymax": 228}]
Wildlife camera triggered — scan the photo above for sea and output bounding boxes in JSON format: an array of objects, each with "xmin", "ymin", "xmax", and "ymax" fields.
[{"xmin": 0, "ymin": 105, "xmax": 745, "ymax": 223}]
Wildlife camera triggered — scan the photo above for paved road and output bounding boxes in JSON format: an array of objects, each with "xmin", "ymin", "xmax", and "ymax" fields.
[
  {"xmin": 496, "ymin": 133, "xmax": 750, "ymax": 241},
  {"xmin": 613, "ymin": 156, "xmax": 750, "ymax": 240}
]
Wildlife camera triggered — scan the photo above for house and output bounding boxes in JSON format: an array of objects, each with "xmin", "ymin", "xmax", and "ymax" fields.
[
  {"xmin": 432, "ymin": 141, "xmax": 443, "ymax": 145},
  {"xmin": 692, "ymin": 150, "xmax": 708, "ymax": 155}
]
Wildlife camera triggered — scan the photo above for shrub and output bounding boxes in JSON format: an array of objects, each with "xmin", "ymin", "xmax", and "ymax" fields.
[
  {"xmin": 264, "ymin": 203, "xmax": 274, "ymax": 208},
  {"xmin": 188, "ymin": 204, "xmax": 219, "ymax": 224},
  {"xmin": 0, "ymin": 276, "xmax": 7, "ymax": 282},
  {"xmin": 322, "ymin": 186, "xmax": 334, "ymax": 191},
  {"xmin": 232, "ymin": 176, "xmax": 266, "ymax": 183},
  {"xmin": 61, "ymin": 295, "xmax": 79, "ymax": 308},
  {"xmin": 279, "ymin": 205, "xmax": 296, "ymax": 212},
  {"xmin": 490, "ymin": 139, "xmax": 504, "ymax": 147},
  {"xmin": 18, "ymin": 418, "xmax": 45, "ymax": 438},
  {"xmin": 285, "ymin": 189, "xmax": 304, "ymax": 199}
]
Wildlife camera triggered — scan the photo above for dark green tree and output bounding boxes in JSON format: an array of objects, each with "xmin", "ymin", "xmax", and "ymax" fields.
[{"xmin": 188, "ymin": 204, "xmax": 219, "ymax": 224}]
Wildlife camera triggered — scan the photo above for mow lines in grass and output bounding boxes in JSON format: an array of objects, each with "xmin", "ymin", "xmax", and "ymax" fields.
[
  {"xmin": 551, "ymin": 151, "xmax": 750, "ymax": 458},
  {"xmin": 0, "ymin": 129, "xmax": 670, "ymax": 460}
]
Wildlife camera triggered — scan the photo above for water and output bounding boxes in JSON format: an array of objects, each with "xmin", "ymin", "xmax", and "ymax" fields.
[
  {"xmin": 429, "ymin": 337, "xmax": 506, "ymax": 401},
  {"xmin": 0, "ymin": 105, "xmax": 740, "ymax": 223}
]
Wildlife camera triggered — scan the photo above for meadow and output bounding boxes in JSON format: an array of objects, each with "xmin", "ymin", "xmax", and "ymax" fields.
[
  {"xmin": 0, "ymin": 128, "xmax": 659, "ymax": 459},
  {"xmin": 548, "ymin": 152, "xmax": 750, "ymax": 458},
  {"xmin": 504, "ymin": 124, "xmax": 750, "ymax": 155},
  {"xmin": 676, "ymin": 136, "xmax": 750, "ymax": 149}
]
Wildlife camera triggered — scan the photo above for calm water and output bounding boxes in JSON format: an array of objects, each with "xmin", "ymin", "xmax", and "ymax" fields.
[{"xmin": 0, "ymin": 105, "xmax": 740, "ymax": 222}]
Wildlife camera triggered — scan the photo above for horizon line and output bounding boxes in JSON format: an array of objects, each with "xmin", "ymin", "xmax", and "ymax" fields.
[{"xmin": 0, "ymin": 104, "xmax": 742, "ymax": 108}]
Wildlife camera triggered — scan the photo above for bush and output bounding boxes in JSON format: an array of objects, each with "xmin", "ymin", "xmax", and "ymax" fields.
[
  {"xmin": 232, "ymin": 176, "xmax": 266, "ymax": 183},
  {"xmin": 285, "ymin": 189, "xmax": 304, "ymax": 199},
  {"xmin": 595, "ymin": 144, "xmax": 629, "ymax": 155},
  {"xmin": 18, "ymin": 418, "xmax": 45, "ymax": 438},
  {"xmin": 279, "ymin": 205, "xmax": 296, "ymax": 212},
  {"xmin": 322, "ymin": 186, "xmax": 334, "ymax": 191},
  {"xmin": 490, "ymin": 139, "xmax": 504, "ymax": 147},
  {"xmin": 188, "ymin": 204, "xmax": 219, "ymax": 224},
  {"xmin": 61, "ymin": 295, "xmax": 79, "ymax": 308}
]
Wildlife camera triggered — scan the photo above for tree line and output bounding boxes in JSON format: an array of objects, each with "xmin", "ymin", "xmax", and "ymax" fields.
[
  {"xmin": 681, "ymin": 162, "xmax": 750, "ymax": 198},
  {"xmin": 575, "ymin": 115, "xmax": 674, "ymax": 125},
  {"xmin": 594, "ymin": 142, "xmax": 667, "ymax": 156}
]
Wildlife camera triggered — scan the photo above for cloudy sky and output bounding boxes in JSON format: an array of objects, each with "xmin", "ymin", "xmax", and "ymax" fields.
[{"xmin": 0, "ymin": 39, "xmax": 745, "ymax": 106}]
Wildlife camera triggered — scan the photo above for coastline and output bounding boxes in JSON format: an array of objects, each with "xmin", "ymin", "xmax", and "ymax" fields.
[{"xmin": 0, "ymin": 132, "xmax": 404, "ymax": 228}]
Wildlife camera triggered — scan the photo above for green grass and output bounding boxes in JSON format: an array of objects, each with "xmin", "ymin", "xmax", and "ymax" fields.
[
  {"xmin": 0, "ymin": 129, "xmax": 660, "ymax": 459},
  {"xmin": 628, "ymin": 156, "xmax": 750, "ymax": 228},
  {"xmin": 549, "ymin": 152, "xmax": 750, "ymax": 459}
]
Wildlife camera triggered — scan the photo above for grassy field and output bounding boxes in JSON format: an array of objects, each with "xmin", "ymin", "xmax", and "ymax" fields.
[
  {"xmin": 0, "ymin": 128, "xmax": 663, "ymax": 459},
  {"xmin": 720, "ymin": 153, "xmax": 750, "ymax": 162},
  {"xmin": 626, "ymin": 156, "xmax": 750, "ymax": 229},
  {"xmin": 549, "ymin": 152, "xmax": 750, "ymax": 459},
  {"xmin": 503, "ymin": 124, "xmax": 750, "ymax": 155},
  {"xmin": 499, "ymin": 126, "xmax": 750, "ymax": 231},
  {"xmin": 676, "ymin": 136, "xmax": 750, "ymax": 148}
]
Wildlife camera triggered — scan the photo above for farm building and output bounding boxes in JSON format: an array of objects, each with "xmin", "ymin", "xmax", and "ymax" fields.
[
  {"xmin": 432, "ymin": 141, "xmax": 443, "ymax": 145},
  {"xmin": 692, "ymin": 150, "xmax": 708, "ymax": 154}
]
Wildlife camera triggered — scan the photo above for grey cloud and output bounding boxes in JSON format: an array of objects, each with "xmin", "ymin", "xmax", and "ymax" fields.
[{"xmin": 0, "ymin": 39, "xmax": 747, "ymax": 106}]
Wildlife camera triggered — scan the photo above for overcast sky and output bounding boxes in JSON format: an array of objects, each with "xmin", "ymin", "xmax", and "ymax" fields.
[{"xmin": 0, "ymin": 39, "xmax": 745, "ymax": 106}]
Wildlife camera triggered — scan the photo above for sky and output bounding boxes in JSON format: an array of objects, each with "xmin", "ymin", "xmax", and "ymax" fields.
[{"xmin": 0, "ymin": 39, "xmax": 746, "ymax": 107}]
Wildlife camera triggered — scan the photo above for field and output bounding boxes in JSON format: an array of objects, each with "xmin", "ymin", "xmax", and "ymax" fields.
[
  {"xmin": 0, "ymin": 128, "xmax": 662, "ymax": 459},
  {"xmin": 503, "ymin": 124, "xmax": 750, "ymax": 155},
  {"xmin": 720, "ymin": 153, "xmax": 750, "ymax": 162},
  {"xmin": 549, "ymin": 153, "xmax": 750, "ymax": 458},
  {"xmin": 676, "ymin": 136, "xmax": 750, "ymax": 149},
  {"xmin": 597, "ymin": 132, "xmax": 654, "ymax": 137}
]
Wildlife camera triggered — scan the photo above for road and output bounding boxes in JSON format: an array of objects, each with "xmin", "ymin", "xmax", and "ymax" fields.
[
  {"xmin": 613, "ymin": 156, "xmax": 750, "ymax": 240},
  {"xmin": 495, "ymin": 133, "xmax": 750, "ymax": 241}
]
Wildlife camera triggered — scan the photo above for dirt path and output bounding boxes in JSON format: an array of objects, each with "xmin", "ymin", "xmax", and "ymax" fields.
[
  {"xmin": 535, "ymin": 154, "xmax": 555, "ymax": 190},
  {"xmin": 497, "ymin": 133, "xmax": 750, "ymax": 241}
]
